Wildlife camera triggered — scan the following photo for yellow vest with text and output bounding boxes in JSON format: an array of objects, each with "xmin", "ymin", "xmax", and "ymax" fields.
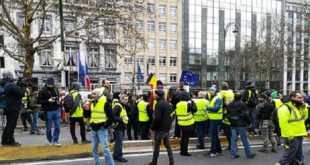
[
  {"xmin": 207, "ymin": 96, "xmax": 223, "ymax": 120},
  {"xmin": 138, "ymin": 100, "xmax": 150, "ymax": 122},
  {"xmin": 278, "ymin": 102, "xmax": 308, "ymax": 138},
  {"xmin": 176, "ymin": 101, "xmax": 195, "ymax": 126},
  {"xmin": 193, "ymin": 99, "xmax": 208, "ymax": 122},
  {"xmin": 153, "ymin": 89, "xmax": 168, "ymax": 110},
  {"xmin": 113, "ymin": 102, "xmax": 128, "ymax": 125},
  {"xmin": 217, "ymin": 90, "xmax": 234, "ymax": 125},
  {"xmin": 273, "ymin": 99, "xmax": 283, "ymax": 110},
  {"xmin": 70, "ymin": 90, "xmax": 83, "ymax": 118},
  {"xmin": 90, "ymin": 96, "xmax": 108, "ymax": 124}
]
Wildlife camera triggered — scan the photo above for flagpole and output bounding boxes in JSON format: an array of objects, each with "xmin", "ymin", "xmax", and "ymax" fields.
[
  {"xmin": 77, "ymin": 53, "xmax": 79, "ymax": 83},
  {"xmin": 68, "ymin": 53, "xmax": 71, "ymax": 90}
]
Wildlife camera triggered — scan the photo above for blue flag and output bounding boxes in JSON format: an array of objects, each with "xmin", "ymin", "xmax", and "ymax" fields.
[
  {"xmin": 137, "ymin": 63, "xmax": 143, "ymax": 90},
  {"xmin": 146, "ymin": 63, "xmax": 150, "ymax": 76},
  {"xmin": 78, "ymin": 57, "xmax": 85, "ymax": 86},
  {"xmin": 180, "ymin": 70, "xmax": 198, "ymax": 87}
]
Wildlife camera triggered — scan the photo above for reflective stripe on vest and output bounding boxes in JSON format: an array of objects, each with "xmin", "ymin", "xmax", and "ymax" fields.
[
  {"xmin": 287, "ymin": 103, "xmax": 304, "ymax": 123},
  {"xmin": 138, "ymin": 100, "xmax": 149, "ymax": 122},
  {"xmin": 207, "ymin": 96, "xmax": 223, "ymax": 120},
  {"xmin": 70, "ymin": 90, "xmax": 83, "ymax": 118},
  {"xmin": 176, "ymin": 101, "xmax": 195, "ymax": 126},
  {"xmin": 90, "ymin": 96, "xmax": 107, "ymax": 123},
  {"xmin": 193, "ymin": 99, "xmax": 208, "ymax": 122},
  {"xmin": 113, "ymin": 102, "xmax": 128, "ymax": 125}
]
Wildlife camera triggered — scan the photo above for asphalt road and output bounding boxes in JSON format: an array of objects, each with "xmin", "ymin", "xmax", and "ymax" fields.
[{"xmin": 13, "ymin": 143, "xmax": 310, "ymax": 165}]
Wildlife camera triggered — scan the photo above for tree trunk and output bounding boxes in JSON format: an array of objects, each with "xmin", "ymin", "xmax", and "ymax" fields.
[{"xmin": 23, "ymin": 50, "xmax": 35, "ymax": 78}]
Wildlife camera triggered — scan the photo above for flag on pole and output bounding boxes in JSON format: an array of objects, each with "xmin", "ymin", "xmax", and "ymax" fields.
[
  {"xmin": 145, "ymin": 73, "xmax": 157, "ymax": 88},
  {"xmin": 78, "ymin": 57, "xmax": 85, "ymax": 86},
  {"xmin": 179, "ymin": 70, "xmax": 198, "ymax": 87},
  {"xmin": 85, "ymin": 60, "xmax": 91, "ymax": 91},
  {"xmin": 137, "ymin": 63, "xmax": 143, "ymax": 90}
]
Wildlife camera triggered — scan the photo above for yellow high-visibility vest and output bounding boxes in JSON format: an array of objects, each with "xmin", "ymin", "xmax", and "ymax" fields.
[
  {"xmin": 90, "ymin": 96, "xmax": 108, "ymax": 124},
  {"xmin": 193, "ymin": 99, "xmax": 208, "ymax": 122},
  {"xmin": 138, "ymin": 100, "xmax": 150, "ymax": 122},
  {"xmin": 176, "ymin": 101, "xmax": 195, "ymax": 126},
  {"xmin": 207, "ymin": 96, "xmax": 223, "ymax": 120}
]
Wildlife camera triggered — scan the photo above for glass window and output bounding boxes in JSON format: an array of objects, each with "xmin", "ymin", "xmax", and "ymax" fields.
[
  {"xmin": 87, "ymin": 47, "xmax": 99, "ymax": 68},
  {"xmin": 136, "ymin": 20, "xmax": 144, "ymax": 31},
  {"xmin": 136, "ymin": 56, "xmax": 144, "ymax": 65},
  {"xmin": 170, "ymin": 73, "xmax": 177, "ymax": 83},
  {"xmin": 159, "ymin": 39, "xmax": 167, "ymax": 50},
  {"xmin": 147, "ymin": 3, "xmax": 155, "ymax": 13},
  {"xmin": 159, "ymin": 56, "xmax": 166, "ymax": 66},
  {"xmin": 39, "ymin": 16, "xmax": 52, "ymax": 34},
  {"xmin": 124, "ymin": 55, "xmax": 132, "ymax": 64},
  {"xmin": 170, "ymin": 24, "xmax": 177, "ymax": 33},
  {"xmin": 40, "ymin": 47, "xmax": 53, "ymax": 66},
  {"xmin": 65, "ymin": 46, "xmax": 78, "ymax": 66},
  {"xmin": 159, "ymin": 22, "xmax": 166, "ymax": 32},
  {"xmin": 170, "ymin": 40, "xmax": 177, "ymax": 50},
  {"xmin": 17, "ymin": 12, "xmax": 25, "ymax": 28},
  {"xmin": 159, "ymin": 5, "xmax": 166, "ymax": 16},
  {"xmin": 105, "ymin": 49, "xmax": 117, "ymax": 68},
  {"xmin": 148, "ymin": 39, "xmax": 156, "ymax": 49},
  {"xmin": 124, "ymin": 38, "xmax": 131, "ymax": 48},
  {"xmin": 124, "ymin": 72, "xmax": 133, "ymax": 83},
  {"xmin": 170, "ymin": 6, "xmax": 177, "ymax": 17},
  {"xmin": 148, "ymin": 56, "xmax": 155, "ymax": 65},
  {"xmin": 170, "ymin": 57, "xmax": 177, "ymax": 66},
  {"xmin": 159, "ymin": 73, "xmax": 166, "ymax": 83},
  {"xmin": 64, "ymin": 17, "xmax": 77, "ymax": 31},
  {"xmin": 136, "ymin": 40, "xmax": 143, "ymax": 50},
  {"xmin": 147, "ymin": 21, "xmax": 155, "ymax": 32}
]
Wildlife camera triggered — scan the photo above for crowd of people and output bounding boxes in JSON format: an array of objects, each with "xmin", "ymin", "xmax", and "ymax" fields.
[{"xmin": 0, "ymin": 69, "xmax": 310, "ymax": 165}]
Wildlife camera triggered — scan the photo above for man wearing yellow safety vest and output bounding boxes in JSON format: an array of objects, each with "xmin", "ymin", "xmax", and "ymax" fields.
[
  {"xmin": 83, "ymin": 88, "xmax": 115, "ymax": 165},
  {"xmin": 206, "ymin": 86, "xmax": 223, "ymax": 157},
  {"xmin": 192, "ymin": 91, "xmax": 208, "ymax": 149},
  {"xmin": 276, "ymin": 91, "xmax": 308, "ymax": 165},
  {"xmin": 99, "ymin": 79, "xmax": 111, "ymax": 98},
  {"xmin": 271, "ymin": 91, "xmax": 284, "ymax": 147},
  {"xmin": 176, "ymin": 91, "xmax": 197, "ymax": 156},
  {"xmin": 112, "ymin": 93, "xmax": 129, "ymax": 163},
  {"xmin": 217, "ymin": 82, "xmax": 234, "ymax": 150},
  {"xmin": 20, "ymin": 87, "xmax": 32, "ymax": 132},
  {"xmin": 68, "ymin": 82, "xmax": 90, "ymax": 144},
  {"xmin": 242, "ymin": 80, "xmax": 259, "ymax": 132},
  {"xmin": 138, "ymin": 94, "xmax": 152, "ymax": 140},
  {"xmin": 148, "ymin": 89, "xmax": 174, "ymax": 165}
]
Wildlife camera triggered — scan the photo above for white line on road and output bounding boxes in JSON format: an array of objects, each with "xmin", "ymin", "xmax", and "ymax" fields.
[{"xmin": 14, "ymin": 142, "xmax": 310, "ymax": 165}]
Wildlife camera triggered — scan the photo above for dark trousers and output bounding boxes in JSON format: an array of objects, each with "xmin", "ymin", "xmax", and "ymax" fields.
[
  {"xmin": 20, "ymin": 112, "xmax": 32, "ymax": 130},
  {"xmin": 113, "ymin": 129, "xmax": 124, "ymax": 159},
  {"xmin": 209, "ymin": 120, "xmax": 222, "ymax": 154},
  {"xmin": 127, "ymin": 117, "xmax": 138, "ymax": 140},
  {"xmin": 174, "ymin": 118, "xmax": 181, "ymax": 138},
  {"xmin": 278, "ymin": 137, "xmax": 303, "ymax": 165},
  {"xmin": 152, "ymin": 131, "xmax": 174, "ymax": 164},
  {"xmin": 195, "ymin": 121, "xmax": 207, "ymax": 148},
  {"xmin": 180, "ymin": 126, "xmax": 193, "ymax": 154},
  {"xmin": 221, "ymin": 123, "xmax": 231, "ymax": 149},
  {"xmin": 1, "ymin": 110, "xmax": 19, "ymax": 144},
  {"xmin": 140, "ymin": 121, "xmax": 150, "ymax": 140},
  {"xmin": 69, "ymin": 117, "xmax": 86, "ymax": 142}
]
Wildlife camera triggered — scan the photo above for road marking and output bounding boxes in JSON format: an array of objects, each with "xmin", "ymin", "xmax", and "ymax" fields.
[{"xmin": 14, "ymin": 142, "xmax": 310, "ymax": 165}]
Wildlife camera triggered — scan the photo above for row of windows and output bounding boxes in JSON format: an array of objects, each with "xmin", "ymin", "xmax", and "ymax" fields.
[
  {"xmin": 124, "ymin": 72, "xmax": 177, "ymax": 83},
  {"xmin": 136, "ymin": 21, "xmax": 177, "ymax": 33},
  {"xmin": 124, "ymin": 56, "xmax": 177, "ymax": 67},
  {"xmin": 147, "ymin": 4, "xmax": 177, "ymax": 17},
  {"xmin": 147, "ymin": 39, "xmax": 177, "ymax": 50}
]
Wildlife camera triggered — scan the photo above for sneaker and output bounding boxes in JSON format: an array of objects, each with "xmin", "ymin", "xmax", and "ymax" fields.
[
  {"xmin": 180, "ymin": 152, "xmax": 192, "ymax": 156},
  {"xmin": 81, "ymin": 139, "xmax": 91, "ymax": 144},
  {"xmin": 73, "ymin": 140, "xmax": 78, "ymax": 144},
  {"xmin": 29, "ymin": 131, "xmax": 36, "ymax": 135},
  {"xmin": 247, "ymin": 153, "xmax": 256, "ymax": 159},
  {"xmin": 53, "ymin": 142, "xmax": 61, "ymax": 147},
  {"xmin": 258, "ymin": 148, "xmax": 269, "ymax": 153},
  {"xmin": 231, "ymin": 155, "xmax": 239, "ymax": 159},
  {"xmin": 48, "ymin": 142, "xmax": 53, "ymax": 146},
  {"xmin": 206, "ymin": 152, "xmax": 218, "ymax": 157}
]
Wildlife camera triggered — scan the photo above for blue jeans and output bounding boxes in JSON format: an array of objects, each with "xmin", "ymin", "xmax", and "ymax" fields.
[
  {"xmin": 31, "ymin": 112, "xmax": 39, "ymax": 132},
  {"xmin": 91, "ymin": 129, "xmax": 115, "ymax": 165},
  {"xmin": 209, "ymin": 120, "xmax": 222, "ymax": 153},
  {"xmin": 45, "ymin": 110, "xmax": 61, "ymax": 143},
  {"xmin": 195, "ymin": 121, "xmax": 207, "ymax": 148},
  {"xmin": 248, "ymin": 107, "xmax": 257, "ymax": 129},
  {"xmin": 230, "ymin": 127, "xmax": 253, "ymax": 157},
  {"xmin": 113, "ymin": 129, "xmax": 124, "ymax": 159}
]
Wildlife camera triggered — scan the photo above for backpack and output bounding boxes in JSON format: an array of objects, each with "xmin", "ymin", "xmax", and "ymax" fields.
[
  {"xmin": 63, "ymin": 92, "xmax": 80, "ymax": 114},
  {"xmin": 246, "ymin": 90, "xmax": 259, "ymax": 107},
  {"xmin": 0, "ymin": 85, "xmax": 7, "ymax": 109}
]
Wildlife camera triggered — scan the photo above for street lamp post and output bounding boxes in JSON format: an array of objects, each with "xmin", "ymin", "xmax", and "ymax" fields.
[
  {"xmin": 59, "ymin": 0, "xmax": 66, "ymax": 88},
  {"xmin": 218, "ymin": 22, "xmax": 238, "ymax": 89}
]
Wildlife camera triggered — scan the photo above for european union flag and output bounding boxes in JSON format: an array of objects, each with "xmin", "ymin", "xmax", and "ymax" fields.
[{"xmin": 180, "ymin": 70, "xmax": 198, "ymax": 87}]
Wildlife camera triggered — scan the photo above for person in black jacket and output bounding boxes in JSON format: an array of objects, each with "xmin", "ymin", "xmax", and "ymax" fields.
[
  {"xmin": 126, "ymin": 93, "xmax": 139, "ymax": 140},
  {"xmin": 227, "ymin": 92, "xmax": 256, "ymax": 159},
  {"xmin": 37, "ymin": 77, "xmax": 61, "ymax": 146},
  {"xmin": 147, "ymin": 89, "xmax": 174, "ymax": 165},
  {"xmin": 256, "ymin": 94, "xmax": 277, "ymax": 153},
  {"xmin": 1, "ymin": 70, "xmax": 24, "ymax": 146},
  {"xmin": 112, "ymin": 93, "xmax": 129, "ymax": 163}
]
